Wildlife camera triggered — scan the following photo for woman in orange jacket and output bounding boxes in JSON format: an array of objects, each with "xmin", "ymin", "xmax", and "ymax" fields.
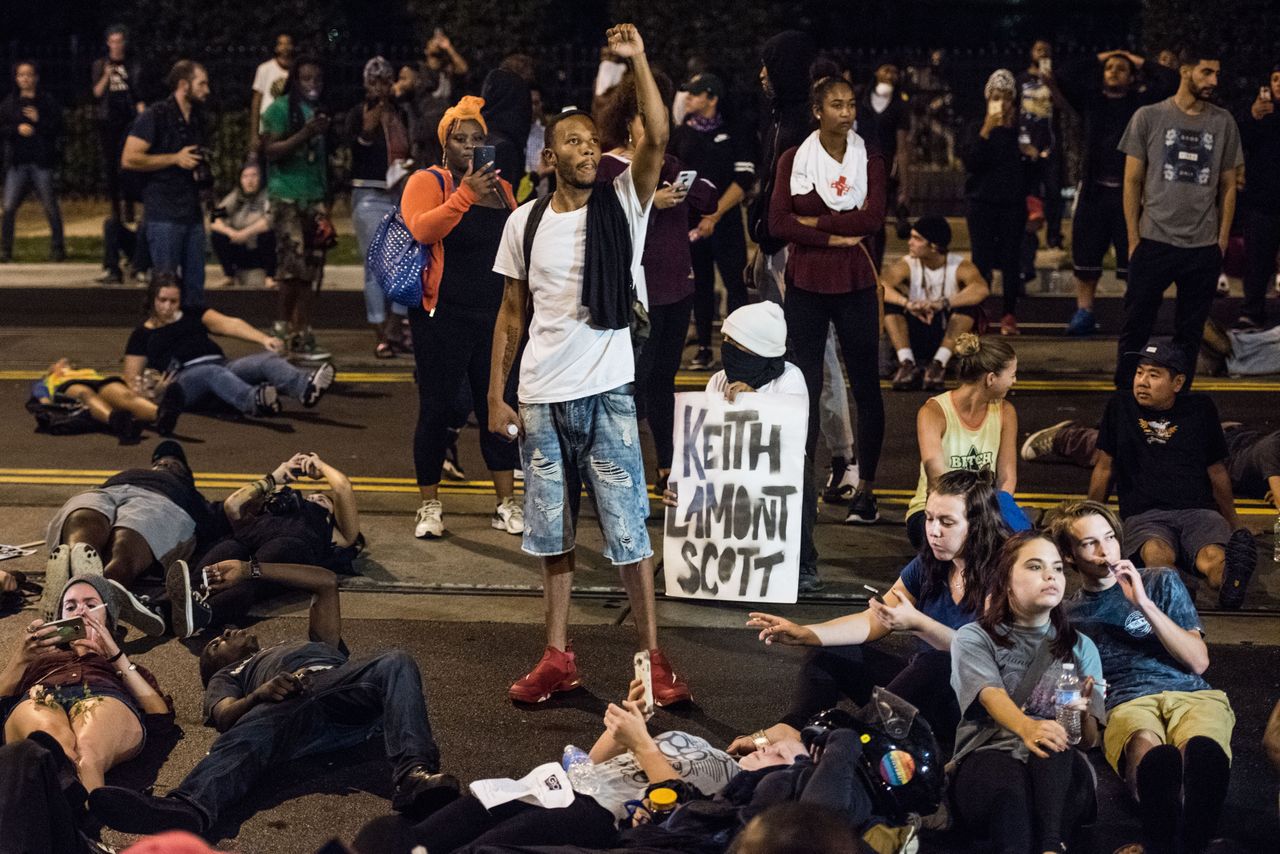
[{"xmin": 401, "ymin": 95, "xmax": 522, "ymax": 540}]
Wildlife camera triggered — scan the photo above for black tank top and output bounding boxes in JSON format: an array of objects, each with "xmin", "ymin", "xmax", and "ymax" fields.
[{"xmin": 438, "ymin": 202, "xmax": 511, "ymax": 316}]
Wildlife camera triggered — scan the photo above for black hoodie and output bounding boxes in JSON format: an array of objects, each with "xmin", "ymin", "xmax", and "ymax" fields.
[
  {"xmin": 749, "ymin": 30, "xmax": 817, "ymax": 254},
  {"xmin": 481, "ymin": 68, "xmax": 533, "ymax": 182}
]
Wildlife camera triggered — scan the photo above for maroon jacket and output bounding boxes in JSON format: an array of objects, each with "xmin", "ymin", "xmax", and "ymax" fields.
[
  {"xmin": 598, "ymin": 152, "xmax": 716, "ymax": 306},
  {"xmin": 768, "ymin": 145, "xmax": 886, "ymax": 294}
]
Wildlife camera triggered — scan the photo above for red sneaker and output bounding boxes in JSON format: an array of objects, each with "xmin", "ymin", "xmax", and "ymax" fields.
[
  {"xmin": 509, "ymin": 644, "xmax": 582, "ymax": 704},
  {"xmin": 649, "ymin": 648, "xmax": 692, "ymax": 707}
]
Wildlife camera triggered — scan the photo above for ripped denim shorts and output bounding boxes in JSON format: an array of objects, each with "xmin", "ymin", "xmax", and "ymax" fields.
[{"xmin": 518, "ymin": 384, "xmax": 653, "ymax": 566}]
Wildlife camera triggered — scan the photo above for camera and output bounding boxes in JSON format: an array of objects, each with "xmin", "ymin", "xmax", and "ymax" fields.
[
  {"xmin": 192, "ymin": 146, "xmax": 214, "ymax": 190},
  {"xmin": 264, "ymin": 486, "xmax": 305, "ymax": 516}
]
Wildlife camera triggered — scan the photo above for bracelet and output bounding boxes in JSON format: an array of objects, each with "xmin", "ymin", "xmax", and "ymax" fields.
[
  {"xmin": 116, "ymin": 663, "xmax": 138, "ymax": 677},
  {"xmin": 106, "ymin": 649, "xmax": 125, "ymax": 663},
  {"xmin": 751, "ymin": 730, "xmax": 771, "ymax": 751}
]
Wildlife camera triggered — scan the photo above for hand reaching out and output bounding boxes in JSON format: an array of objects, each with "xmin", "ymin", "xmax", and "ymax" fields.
[{"xmin": 746, "ymin": 612, "xmax": 820, "ymax": 646}]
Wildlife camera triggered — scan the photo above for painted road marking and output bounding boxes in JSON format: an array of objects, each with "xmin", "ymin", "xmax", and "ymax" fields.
[
  {"xmin": 3, "ymin": 369, "xmax": 1279, "ymax": 393},
  {"xmin": 2, "ymin": 468, "xmax": 1274, "ymax": 516}
]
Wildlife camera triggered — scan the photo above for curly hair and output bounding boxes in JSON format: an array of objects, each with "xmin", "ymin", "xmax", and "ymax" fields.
[
  {"xmin": 978, "ymin": 530, "xmax": 1079, "ymax": 660},
  {"xmin": 916, "ymin": 467, "xmax": 1009, "ymax": 615}
]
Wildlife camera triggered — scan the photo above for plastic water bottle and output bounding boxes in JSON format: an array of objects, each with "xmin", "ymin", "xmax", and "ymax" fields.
[
  {"xmin": 1054, "ymin": 663, "xmax": 1082, "ymax": 745},
  {"xmin": 562, "ymin": 745, "xmax": 599, "ymax": 795}
]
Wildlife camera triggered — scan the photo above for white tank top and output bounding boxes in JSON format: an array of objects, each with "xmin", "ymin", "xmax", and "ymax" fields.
[{"xmin": 904, "ymin": 253, "xmax": 964, "ymax": 303}]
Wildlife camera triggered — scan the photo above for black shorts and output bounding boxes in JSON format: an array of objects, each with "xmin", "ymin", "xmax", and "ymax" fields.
[
  {"xmin": 52, "ymin": 376, "xmax": 126, "ymax": 396},
  {"xmin": 1072, "ymin": 183, "xmax": 1128, "ymax": 280},
  {"xmin": 884, "ymin": 303, "xmax": 982, "ymax": 362}
]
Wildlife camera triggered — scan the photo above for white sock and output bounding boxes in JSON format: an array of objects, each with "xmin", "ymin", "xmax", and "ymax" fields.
[
  {"xmin": 934, "ymin": 346, "xmax": 953, "ymax": 367},
  {"xmin": 896, "ymin": 348, "xmax": 916, "ymax": 364}
]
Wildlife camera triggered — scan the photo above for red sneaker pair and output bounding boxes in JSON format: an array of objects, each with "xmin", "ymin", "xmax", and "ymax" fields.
[{"xmin": 509, "ymin": 644, "xmax": 691, "ymax": 706}]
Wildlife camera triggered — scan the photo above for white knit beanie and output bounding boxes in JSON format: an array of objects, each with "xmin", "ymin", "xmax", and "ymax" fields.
[{"xmin": 722, "ymin": 302, "xmax": 788, "ymax": 357}]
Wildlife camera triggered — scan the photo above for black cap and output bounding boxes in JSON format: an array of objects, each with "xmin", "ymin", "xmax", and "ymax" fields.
[
  {"xmin": 912, "ymin": 215, "xmax": 951, "ymax": 251},
  {"xmin": 682, "ymin": 73, "xmax": 724, "ymax": 99},
  {"xmin": 151, "ymin": 439, "xmax": 189, "ymax": 469},
  {"xmin": 1127, "ymin": 341, "xmax": 1190, "ymax": 376}
]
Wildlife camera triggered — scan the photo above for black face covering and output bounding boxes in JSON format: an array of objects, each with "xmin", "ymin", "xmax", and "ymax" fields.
[{"xmin": 721, "ymin": 340, "xmax": 785, "ymax": 390}]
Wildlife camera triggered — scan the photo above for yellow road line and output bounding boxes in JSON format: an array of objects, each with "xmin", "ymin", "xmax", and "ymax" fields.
[{"xmin": 3, "ymin": 368, "xmax": 1279, "ymax": 392}]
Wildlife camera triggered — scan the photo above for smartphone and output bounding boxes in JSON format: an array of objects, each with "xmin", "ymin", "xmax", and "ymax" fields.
[
  {"xmin": 673, "ymin": 170, "xmax": 697, "ymax": 192},
  {"xmin": 1261, "ymin": 86, "xmax": 1273, "ymax": 103},
  {"xmin": 473, "ymin": 145, "xmax": 497, "ymax": 173},
  {"xmin": 987, "ymin": 98, "xmax": 1003, "ymax": 117},
  {"xmin": 633, "ymin": 650, "xmax": 655, "ymax": 720},
  {"xmin": 862, "ymin": 584, "xmax": 885, "ymax": 604},
  {"xmin": 1038, "ymin": 57, "xmax": 1052, "ymax": 75},
  {"xmin": 44, "ymin": 615, "xmax": 86, "ymax": 647}
]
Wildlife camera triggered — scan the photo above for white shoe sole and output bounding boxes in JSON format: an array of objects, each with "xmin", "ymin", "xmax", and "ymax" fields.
[
  {"xmin": 107, "ymin": 579, "xmax": 166, "ymax": 637},
  {"xmin": 41, "ymin": 544, "xmax": 72, "ymax": 620},
  {"xmin": 491, "ymin": 515, "xmax": 525, "ymax": 535},
  {"xmin": 70, "ymin": 543, "xmax": 104, "ymax": 577},
  {"xmin": 165, "ymin": 561, "xmax": 195, "ymax": 639}
]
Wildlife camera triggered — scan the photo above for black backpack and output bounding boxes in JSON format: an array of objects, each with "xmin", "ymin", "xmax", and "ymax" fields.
[{"xmin": 25, "ymin": 397, "xmax": 99, "ymax": 436}]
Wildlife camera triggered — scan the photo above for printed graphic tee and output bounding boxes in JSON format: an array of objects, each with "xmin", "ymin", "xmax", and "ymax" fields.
[
  {"xmin": 1119, "ymin": 98, "xmax": 1242, "ymax": 247},
  {"xmin": 1095, "ymin": 391, "xmax": 1229, "ymax": 517}
]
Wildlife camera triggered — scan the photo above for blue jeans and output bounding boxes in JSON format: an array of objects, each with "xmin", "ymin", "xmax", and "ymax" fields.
[
  {"xmin": 352, "ymin": 187, "xmax": 406, "ymax": 325},
  {"xmin": 146, "ymin": 219, "xmax": 207, "ymax": 308},
  {"xmin": 173, "ymin": 651, "xmax": 442, "ymax": 829},
  {"xmin": 519, "ymin": 385, "xmax": 653, "ymax": 565},
  {"xmin": 176, "ymin": 352, "xmax": 309, "ymax": 414},
  {"xmin": 1, "ymin": 164, "xmax": 65, "ymax": 257}
]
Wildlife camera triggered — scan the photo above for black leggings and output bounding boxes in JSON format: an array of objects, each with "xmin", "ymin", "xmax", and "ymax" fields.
[
  {"xmin": 409, "ymin": 305, "xmax": 520, "ymax": 486},
  {"xmin": 784, "ymin": 285, "xmax": 885, "ymax": 481},
  {"xmin": 692, "ymin": 208, "xmax": 749, "ymax": 347},
  {"xmin": 636, "ymin": 295, "xmax": 692, "ymax": 471},
  {"xmin": 952, "ymin": 747, "xmax": 1095, "ymax": 854},
  {"xmin": 967, "ymin": 200, "xmax": 1027, "ymax": 317},
  {"xmin": 779, "ymin": 643, "xmax": 959, "ymax": 743}
]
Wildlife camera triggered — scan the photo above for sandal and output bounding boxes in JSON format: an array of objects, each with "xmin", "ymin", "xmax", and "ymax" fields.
[{"xmin": 375, "ymin": 341, "xmax": 396, "ymax": 359}]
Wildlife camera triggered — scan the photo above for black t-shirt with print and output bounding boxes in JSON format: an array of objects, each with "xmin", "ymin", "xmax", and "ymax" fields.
[{"xmin": 1096, "ymin": 391, "xmax": 1228, "ymax": 517}]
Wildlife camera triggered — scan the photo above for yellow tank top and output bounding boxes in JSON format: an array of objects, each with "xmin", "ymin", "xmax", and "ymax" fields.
[{"xmin": 906, "ymin": 391, "xmax": 1003, "ymax": 517}]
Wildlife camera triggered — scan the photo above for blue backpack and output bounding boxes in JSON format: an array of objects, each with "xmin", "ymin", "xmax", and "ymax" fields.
[{"xmin": 366, "ymin": 169, "xmax": 446, "ymax": 308}]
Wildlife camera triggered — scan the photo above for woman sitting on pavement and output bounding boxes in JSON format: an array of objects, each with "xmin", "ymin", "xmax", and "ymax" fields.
[
  {"xmin": 1, "ymin": 575, "xmax": 172, "ymax": 791},
  {"xmin": 123, "ymin": 273, "xmax": 334, "ymax": 417},
  {"xmin": 400, "ymin": 95, "xmax": 524, "ymax": 540},
  {"xmin": 904, "ymin": 332, "xmax": 1030, "ymax": 549},
  {"xmin": 209, "ymin": 162, "xmax": 275, "ymax": 289},
  {"xmin": 31, "ymin": 357, "xmax": 184, "ymax": 441},
  {"xmin": 735, "ymin": 467, "xmax": 1008, "ymax": 756},
  {"xmin": 948, "ymin": 530, "xmax": 1105, "ymax": 854}
]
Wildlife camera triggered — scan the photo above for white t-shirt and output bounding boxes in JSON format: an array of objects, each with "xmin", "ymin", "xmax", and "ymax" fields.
[
  {"xmin": 493, "ymin": 167, "xmax": 652, "ymax": 404},
  {"xmin": 252, "ymin": 59, "xmax": 290, "ymax": 116},
  {"xmin": 589, "ymin": 731, "xmax": 739, "ymax": 822},
  {"xmin": 704, "ymin": 362, "xmax": 808, "ymax": 399}
]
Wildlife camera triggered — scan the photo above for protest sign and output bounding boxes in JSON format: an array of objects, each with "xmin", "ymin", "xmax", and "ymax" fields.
[{"xmin": 663, "ymin": 390, "xmax": 807, "ymax": 604}]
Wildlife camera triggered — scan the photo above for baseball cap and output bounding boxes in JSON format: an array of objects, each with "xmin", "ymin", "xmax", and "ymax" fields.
[
  {"xmin": 1127, "ymin": 341, "xmax": 1189, "ymax": 376},
  {"xmin": 682, "ymin": 72, "xmax": 724, "ymax": 99},
  {"xmin": 152, "ymin": 439, "xmax": 190, "ymax": 469}
]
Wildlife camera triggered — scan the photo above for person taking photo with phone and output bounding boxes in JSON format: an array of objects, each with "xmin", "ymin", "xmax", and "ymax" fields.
[
  {"xmin": 1, "ymin": 575, "xmax": 172, "ymax": 792},
  {"xmin": 400, "ymin": 95, "xmax": 522, "ymax": 541}
]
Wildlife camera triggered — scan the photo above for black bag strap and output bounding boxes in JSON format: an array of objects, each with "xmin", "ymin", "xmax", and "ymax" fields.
[
  {"xmin": 948, "ymin": 637, "xmax": 1057, "ymax": 772},
  {"xmin": 521, "ymin": 193, "xmax": 555, "ymax": 281}
]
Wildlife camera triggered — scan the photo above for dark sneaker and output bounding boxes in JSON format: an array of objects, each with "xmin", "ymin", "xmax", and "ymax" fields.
[
  {"xmin": 302, "ymin": 361, "xmax": 336, "ymax": 408},
  {"xmin": 391, "ymin": 767, "xmax": 462, "ymax": 820},
  {"xmin": 41, "ymin": 544, "xmax": 72, "ymax": 620},
  {"xmin": 1065, "ymin": 308, "xmax": 1098, "ymax": 337},
  {"xmin": 106, "ymin": 579, "xmax": 166, "ymax": 636},
  {"xmin": 253, "ymin": 383, "xmax": 281, "ymax": 416},
  {"xmin": 1020, "ymin": 419, "xmax": 1072, "ymax": 462},
  {"xmin": 649, "ymin": 647, "xmax": 692, "ymax": 707},
  {"xmin": 688, "ymin": 347, "xmax": 714, "ymax": 370},
  {"xmin": 822, "ymin": 457, "xmax": 858, "ymax": 504},
  {"xmin": 922, "ymin": 359, "xmax": 946, "ymax": 391},
  {"xmin": 96, "ymin": 269, "xmax": 124, "ymax": 285},
  {"xmin": 891, "ymin": 359, "xmax": 921, "ymax": 391},
  {"xmin": 509, "ymin": 644, "xmax": 582, "ymax": 704},
  {"xmin": 88, "ymin": 787, "xmax": 204, "ymax": 835},
  {"xmin": 845, "ymin": 490, "xmax": 880, "ymax": 525},
  {"xmin": 108, "ymin": 410, "xmax": 141, "ymax": 443},
  {"xmin": 292, "ymin": 331, "xmax": 332, "ymax": 362},
  {"xmin": 154, "ymin": 383, "xmax": 184, "ymax": 436},
  {"xmin": 166, "ymin": 560, "xmax": 212, "ymax": 639},
  {"xmin": 1232, "ymin": 315, "xmax": 1262, "ymax": 332},
  {"xmin": 798, "ymin": 570, "xmax": 825, "ymax": 593},
  {"xmin": 1218, "ymin": 529, "xmax": 1257, "ymax": 609}
]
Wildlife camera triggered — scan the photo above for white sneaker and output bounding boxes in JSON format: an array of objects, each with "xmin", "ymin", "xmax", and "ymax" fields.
[
  {"xmin": 414, "ymin": 500, "xmax": 444, "ymax": 538},
  {"xmin": 492, "ymin": 497, "xmax": 525, "ymax": 535}
]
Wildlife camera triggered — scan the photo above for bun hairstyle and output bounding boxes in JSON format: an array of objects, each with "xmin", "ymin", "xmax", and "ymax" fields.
[
  {"xmin": 810, "ymin": 75, "xmax": 854, "ymax": 114},
  {"xmin": 953, "ymin": 333, "xmax": 1016, "ymax": 384}
]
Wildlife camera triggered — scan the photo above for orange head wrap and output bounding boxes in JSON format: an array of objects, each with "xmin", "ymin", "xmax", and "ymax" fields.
[{"xmin": 437, "ymin": 95, "xmax": 488, "ymax": 152}]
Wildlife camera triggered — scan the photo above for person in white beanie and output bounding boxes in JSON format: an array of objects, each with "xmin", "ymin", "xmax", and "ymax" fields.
[{"xmin": 670, "ymin": 302, "xmax": 822, "ymax": 591}]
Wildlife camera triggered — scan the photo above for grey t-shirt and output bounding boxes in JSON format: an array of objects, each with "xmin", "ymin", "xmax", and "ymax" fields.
[
  {"xmin": 950, "ymin": 622, "xmax": 1106, "ymax": 765},
  {"xmin": 1119, "ymin": 98, "xmax": 1242, "ymax": 247},
  {"xmin": 590, "ymin": 730, "xmax": 739, "ymax": 823}
]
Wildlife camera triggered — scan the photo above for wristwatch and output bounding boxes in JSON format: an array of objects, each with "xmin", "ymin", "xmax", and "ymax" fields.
[{"xmin": 249, "ymin": 556, "xmax": 263, "ymax": 580}]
